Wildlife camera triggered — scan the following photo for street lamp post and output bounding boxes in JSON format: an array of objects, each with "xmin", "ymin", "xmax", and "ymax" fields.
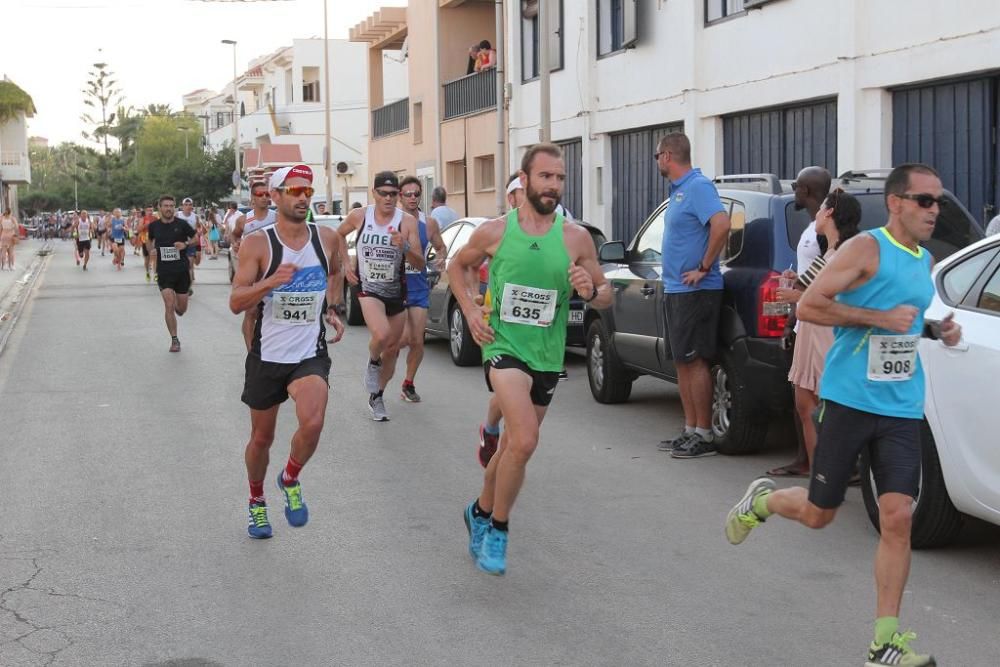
[
  {"xmin": 323, "ymin": 0, "xmax": 334, "ymax": 214},
  {"xmin": 222, "ymin": 39, "xmax": 240, "ymax": 203},
  {"xmin": 177, "ymin": 127, "xmax": 190, "ymax": 160}
]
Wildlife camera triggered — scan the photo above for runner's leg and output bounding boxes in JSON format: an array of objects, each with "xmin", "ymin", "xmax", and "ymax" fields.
[
  {"xmin": 377, "ymin": 311, "xmax": 407, "ymax": 390},
  {"xmin": 874, "ymin": 492, "xmax": 912, "ymax": 618},
  {"xmin": 479, "ymin": 367, "xmax": 548, "ymax": 522},
  {"xmin": 245, "ymin": 405, "xmax": 280, "ymax": 488},
  {"xmin": 404, "ymin": 307, "xmax": 428, "ymax": 383},
  {"xmin": 174, "ymin": 292, "xmax": 189, "ymax": 317},
  {"xmin": 360, "ymin": 297, "xmax": 392, "ymax": 361},
  {"xmin": 161, "ymin": 289, "xmax": 179, "ymax": 337},
  {"xmin": 286, "ymin": 375, "xmax": 329, "ymax": 468}
]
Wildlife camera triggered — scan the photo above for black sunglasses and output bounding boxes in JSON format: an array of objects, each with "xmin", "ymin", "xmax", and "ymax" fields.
[
  {"xmin": 375, "ymin": 189, "xmax": 399, "ymax": 198},
  {"xmin": 896, "ymin": 193, "xmax": 945, "ymax": 209}
]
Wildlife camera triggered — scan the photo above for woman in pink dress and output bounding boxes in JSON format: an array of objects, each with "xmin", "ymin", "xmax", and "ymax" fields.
[
  {"xmin": 776, "ymin": 189, "xmax": 862, "ymax": 470},
  {"xmin": 0, "ymin": 209, "xmax": 18, "ymax": 271}
]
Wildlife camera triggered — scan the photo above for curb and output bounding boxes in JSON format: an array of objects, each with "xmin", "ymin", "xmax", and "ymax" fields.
[{"xmin": 0, "ymin": 243, "xmax": 52, "ymax": 358}]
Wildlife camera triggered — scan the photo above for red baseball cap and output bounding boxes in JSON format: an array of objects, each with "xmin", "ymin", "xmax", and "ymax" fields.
[{"xmin": 269, "ymin": 164, "xmax": 314, "ymax": 189}]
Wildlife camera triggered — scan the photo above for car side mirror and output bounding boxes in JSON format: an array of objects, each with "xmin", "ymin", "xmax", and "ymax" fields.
[{"xmin": 598, "ymin": 241, "xmax": 626, "ymax": 263}]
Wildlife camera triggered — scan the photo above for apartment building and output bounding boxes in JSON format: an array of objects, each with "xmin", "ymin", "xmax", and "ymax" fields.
[
  {"xmin": 352, "ymin": 2, "xmax": 506, "ymax": 218},
  {"xmin": 0, "ymin": 77, "xmax": 34, "ymax": 215},
  {"xmin": 505, "ymin": 0, "xmax": 1000, "ymax": 240},
  {"xmin": 184, "ymin": 39, "xmax": 406, "ymax": 209}
]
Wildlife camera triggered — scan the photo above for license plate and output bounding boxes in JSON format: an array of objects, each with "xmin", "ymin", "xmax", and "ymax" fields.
[{"xmin": 569, "ymin": 310, "xmax": 584, "ymax": 324}]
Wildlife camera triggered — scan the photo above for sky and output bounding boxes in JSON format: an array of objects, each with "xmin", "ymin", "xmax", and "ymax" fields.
[{"xmin": 4, "ymin": 0, "xmax": 406, "ymax": 146}]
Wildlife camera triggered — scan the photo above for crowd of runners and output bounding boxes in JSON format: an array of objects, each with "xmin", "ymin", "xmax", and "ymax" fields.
[{"xmin": 45, "ymin": 137, "xmax": 961, "ymax": 666}]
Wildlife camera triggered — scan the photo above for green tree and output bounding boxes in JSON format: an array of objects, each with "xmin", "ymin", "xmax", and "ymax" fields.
[{"xmin": 81, "ymin": 61, "xmax": 123, "ymax": 183}]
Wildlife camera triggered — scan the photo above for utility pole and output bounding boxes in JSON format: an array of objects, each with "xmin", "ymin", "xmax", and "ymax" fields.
[
  {"xmin": 323, "ymin": 0, "xmax": 334, "ymax": 213},
  {"xmin": 494, "ymin": 0, "xmax": 506, "ymax": 215},
  {"xmin": 538, "ymin": 0, "xmax": 551, "ymax": 143},
  {"xmin": 222, "ymin": 39, "xmax": 241, "ymax": 203}
]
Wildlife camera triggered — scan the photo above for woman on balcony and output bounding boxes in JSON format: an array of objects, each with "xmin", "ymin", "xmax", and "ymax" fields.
[{"xmin": 474, "ymin": 40, "xmax": 496, "ymax": 72}]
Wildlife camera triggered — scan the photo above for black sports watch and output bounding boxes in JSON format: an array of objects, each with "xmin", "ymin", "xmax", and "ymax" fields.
[
  {"xmin": 329, "ymin": 303, "xmax": 347, "ymax": 316},
  {"xmin": 584, "ymin": 285, "xmax": 599, "ymax": 303}
]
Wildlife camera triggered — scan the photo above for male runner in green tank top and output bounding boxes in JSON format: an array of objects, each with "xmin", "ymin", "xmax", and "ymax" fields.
[{"xmin": 448, "ymin": 143, "xmax": 613, "ymax": 576}]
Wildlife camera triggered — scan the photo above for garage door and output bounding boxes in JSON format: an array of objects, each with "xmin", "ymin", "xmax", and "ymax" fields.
[
  {"xmin": 893, "ymin": 76, "xmax": 1000, "ymax": 225},
  {"xmin": 723, "ymin": 98, "xmax": 838, "ymax": 179},
  {"xmin": 611, "ymin": 123, "xmax": 683, "ymax": 242},
  {"xmin": 557, "ymin": 138, "xmax": 583, "ymax": 221}
]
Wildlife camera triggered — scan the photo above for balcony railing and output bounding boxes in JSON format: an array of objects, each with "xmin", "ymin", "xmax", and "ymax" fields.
[
  {"xmin": 0, "ymin": 151, "xmax": 25, "ymax": 167},
  {"xmin": 372, "ymin": 97, "xmax": 409, "ymax": 139},
  {"xmin": 443, "ymin": 68, "xmax": 497, "ymax": 120}
]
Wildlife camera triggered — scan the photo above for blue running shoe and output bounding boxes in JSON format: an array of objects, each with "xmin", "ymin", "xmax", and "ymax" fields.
[
  {"xmin": 476, "ymin": 526, "xmax": 508, "ymax": 576},
  {"xmin": 247, "ymin": 501, "xmax": 273, "ymax": 539},
  {"xmin": 463, "ymin": 501, "xmax": 490, "ymax": 559},
  {"xmin": 276, "ymin": 473, "xmax": 309, "ymax": 527}
]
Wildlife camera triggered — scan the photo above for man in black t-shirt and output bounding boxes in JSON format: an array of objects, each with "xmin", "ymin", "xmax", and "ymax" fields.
[{"xmin": 147, "ymin": 195, "xmax": 196, "ymax": 352}]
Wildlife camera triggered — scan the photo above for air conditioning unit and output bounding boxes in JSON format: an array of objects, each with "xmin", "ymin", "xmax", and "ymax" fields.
[{"xmin": 335, "ymin": 161, "xmax": 354, "ymax": 177}]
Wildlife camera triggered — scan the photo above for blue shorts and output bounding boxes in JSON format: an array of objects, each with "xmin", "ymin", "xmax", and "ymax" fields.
[
  {"xmin": 405, "ymin": 289, "xmax": 429, "ymax": 309},
  {"xmin": 186, "ymin": 245, "xmax": 197, "ymax": 257}
]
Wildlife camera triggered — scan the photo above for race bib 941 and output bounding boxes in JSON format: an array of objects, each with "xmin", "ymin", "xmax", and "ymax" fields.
[
  {"xmin": 500, "ymin": 283, "xmax": 558, "ymax": 327},
  {"xmin": 159, "ymin": 246, "xmax": 180, "ymax": 261},
  {"xmin": 867, "ymin": 334, "xmax": 919, "ymax": 382},
  {"xmin": 272, "ymin": 292, "xmax": 319, "ymax": 325}
]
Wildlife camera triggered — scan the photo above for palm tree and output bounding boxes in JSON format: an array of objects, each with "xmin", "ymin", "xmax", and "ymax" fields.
[
  {"xmin": 108, "ymin": 105, "xmax": 143, "ymax": 156},
  {"xmin": 0, "ymin": 78, "xmax": 37, "ymax": 124},
  {"xmin": 143, "ymin": 103, "xmax": 174, "ymax": 118}
]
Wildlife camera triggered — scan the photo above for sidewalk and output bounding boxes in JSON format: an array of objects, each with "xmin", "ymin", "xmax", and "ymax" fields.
[{"xmin": 0, "ymin": 238, "xmax": 47, "ymax": 299}]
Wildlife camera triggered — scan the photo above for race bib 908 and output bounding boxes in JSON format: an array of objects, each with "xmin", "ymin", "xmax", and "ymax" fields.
[{"xmin": 867, "ymin": 334, "xmax": 919, "ymax": 382}]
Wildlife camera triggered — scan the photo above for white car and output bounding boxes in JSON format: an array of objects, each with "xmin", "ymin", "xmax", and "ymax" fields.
[{"xmin": 860, "ymin": 234, "xmax": 1000, "ymax": 547}]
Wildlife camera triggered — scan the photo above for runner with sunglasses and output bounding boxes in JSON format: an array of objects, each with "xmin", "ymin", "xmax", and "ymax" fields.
[
  {"xmin": 724, "ymin": 163, "xmax": 962, "ymax": 667},
  {"xmin": 379, "ymin": 175, "xmax": 449, "ymax": 403},
  {"xmin": 232, "ymin": 184, "xmax": 277, "ymax": 350},
  {"xmin": 230, "ymin": 164, "xmax": 347, "ymax": 539},
  {"xmin": 337, "ymin": 171, "xmax": 425, "ymax": 421}
]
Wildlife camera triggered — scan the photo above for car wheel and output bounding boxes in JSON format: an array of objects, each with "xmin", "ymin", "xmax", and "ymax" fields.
[
  {"xmin": 860, "ymin": 419, "xmax": 964, "ymax": 549},
  {"xmin": 344, "ymin": 284, "xmax": 364, "ymax": 326},
  {"xmin": 449, "ymin": 302, "xmax": 480, "ymax": 366},
  {"xmin": 711, "ymin": 350, "xmax": 767, "ymax": 455},
  {"xmin": 586, "ymin": 319, "xmax": 632, "ymax": 404}
]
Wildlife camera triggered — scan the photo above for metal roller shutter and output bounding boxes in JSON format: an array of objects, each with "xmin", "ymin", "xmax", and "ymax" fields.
[
  {"xmin": 723, "ymin": 99, "xmax": 838, "ymax": 179},
  {"xmin": 892, "ymin": 76, "xmax": 999, "ymax": 225},
  {"xmin": 557, "ymin": 138, "xmax": 583, "ymax": 220},
  {"xmin": 610, "ymin": 123, "xmax": 683, "ymax": 242}
]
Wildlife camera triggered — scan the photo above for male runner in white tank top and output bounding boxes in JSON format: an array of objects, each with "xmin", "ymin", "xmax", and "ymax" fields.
[
  {"xmin": 337, "ymin": 171, "xmax": 425, "ymax": 421},
  {"xmin": 230, "ymin": 164, "xmax": 347, "ymax": 539},
  {"xmin": 232, "ymin": 184, "xmax": 278, "ymax": 349}
]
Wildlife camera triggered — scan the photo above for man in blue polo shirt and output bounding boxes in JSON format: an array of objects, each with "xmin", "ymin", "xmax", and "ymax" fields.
[{"xmin": 655, "ymin": 132, "xmax": 731, "ymax": 459}]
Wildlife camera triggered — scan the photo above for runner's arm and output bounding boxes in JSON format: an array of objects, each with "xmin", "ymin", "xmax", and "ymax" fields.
[
  {"xmin": 798, "ymin": 234, "xmax": 901, "ymax": 329},
  {"xmin": 229, "ymin": 234, "xmax": 276, "ymax": 314},
  {"xmin": 337, "ymin": 209, "xmax": 363, "ymax": 284},
  {"xmin": 320, "ymin": 227, "xmax": 346, "ymax": 308},
  {"xmin": 400, "ymin": 213, "xmax": 425, "ymax": 271},
  {"xmin": 566, "ymin": 224, "xmax": 613, "ymax": 310},
  {"xmin": 447, "ymin": 219, "xmax": 505, "ymax": 344},
  {"xmin": 426, "ymin": 216, "xmax": 448, "ymax": 268}
]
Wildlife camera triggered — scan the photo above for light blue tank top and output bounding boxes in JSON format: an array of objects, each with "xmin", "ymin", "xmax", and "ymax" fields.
[
  {"xmin": 405, "ymin": 213, "xmax": 430, "ymax": 293},
  {"xmin": 819, "ymin": 227, "xmax": 934, "ymax": 419}
]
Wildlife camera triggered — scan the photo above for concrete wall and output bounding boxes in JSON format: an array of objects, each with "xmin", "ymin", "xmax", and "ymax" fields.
[{"xmin": 506, "ymin": 0, "xmax": 1000, "ymax": 233}]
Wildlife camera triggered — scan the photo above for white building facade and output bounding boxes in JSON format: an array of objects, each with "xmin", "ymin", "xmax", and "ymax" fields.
[
  {"xmin": 184, "ymin": 38, "xmax": 406, "ymax": 209},
  {"xmin": 506, "ymin": 0, "xmax": 1000, "ymax": 240}
]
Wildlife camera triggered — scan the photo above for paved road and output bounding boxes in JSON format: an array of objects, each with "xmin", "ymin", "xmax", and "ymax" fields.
[{"xmin": 1, "ymin": 245, "xmax": 998, "ymax": 666}]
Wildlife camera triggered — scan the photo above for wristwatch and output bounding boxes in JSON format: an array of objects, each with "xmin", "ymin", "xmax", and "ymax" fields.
[
  {"xmin": 329, "ymin": 303, "xmax": 347, "ymax": 316},
  {"xmin": 697, "ymin": 261, "xmax": 710, "ymax": 273},
  {"xmin": 584, "ymin": 285, "xmax": 599, "ymax": 303}
]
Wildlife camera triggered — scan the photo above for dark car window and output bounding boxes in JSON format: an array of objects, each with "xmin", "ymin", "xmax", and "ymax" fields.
[
  {"xmin": 722, "ymin": 199, "xmax": 746, "ymax": 264},
  {"xmin": 977, "ymin": 265, "xmax": 1000, "ymax": 313},
  {"xmin": 941, "ymin": 248, "xmax": 997, "ymax": 304},
  {"xmin": 785, "ymin": 192, "xmax": 982, "ymax": 262},
  {"xmin": 585, "ymin": 227, "xmax": 607, "ymax": 252},
  {"xmin": 633, "ymin": 212, "xmax": 664, "ymax": 263}
]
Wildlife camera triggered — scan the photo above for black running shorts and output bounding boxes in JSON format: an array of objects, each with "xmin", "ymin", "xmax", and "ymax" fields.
[
  {"xmin": 76, "ymin": 240, "xmax": 92, "ymax": 253},
  {"xmin": 358, "ymin": 291, "xmax": 406, "ymax": 317},
  {"xmin": 808, "ymin": 400, "xmax": 922, "ymax": 509},
  {"xmin": 663, "ymin": 290, "xmax": 722, "ymax": 364},
  {"xmin": 157, "ymin": 271, "xmax": 191, "ymax": 295},
  {"xmin": 241, "ymin": 354, "xmax": 332, "ymax": 410},
  {"xmin": 483, "ymin": 354, "xmax": 560, "ymax": 407}
]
